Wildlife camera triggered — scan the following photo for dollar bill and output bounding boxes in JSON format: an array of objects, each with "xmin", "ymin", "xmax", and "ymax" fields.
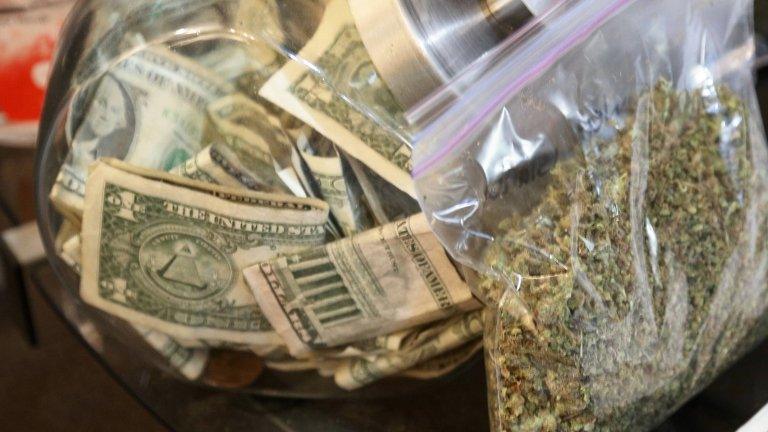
[
  {"xmin": 55, "ymin": 231, "xmax": 209, "ymax": 380},
  {"xmin": 296, "ymin": 134, "xmax": 373, "ymax": 236},
  {"xmin": 195, "ymin": 39, "xmax": 282, "ymax": 88},
  {"xmin": 322, "ymin": 313, "xmax": 469, "ymax": 360},
  {"xmin": 206, "ymin": 94, "xmax": 304, "ymax": 192},
  {"xmin": 269, "ymin": 339, "xmax": 481, "ymax": 383},
  {"xmin": 282, "ymin": 131, "xmax": 349, "ymax": 240},
  {"xmin": 173, "ymin": 142, "xmax": 287, "ymax": 193},
  {"xmin": 259, "ymin": 0, "xmax": 415, "ymax": 197},
  {"xmin": 80, "ymin": 159, "xmax": 330, "ymax": 347},
  {"xmin": 264, "ymin": 318, "xmax": 442, "ymax": 369},
  {"xmin": 266, "ymin": 312, "xmax": 482, "ymax": 385},
  {"xmin": 53, "ymin": 219, "xmax": 80, "ymax": 273},
  {"xmin": 60, "ymin": 234, "xmax": 83, "ymax": 275},
  {"xmin": 399, "ymin": 339, "xmax": 483, "ymax": 380},
  {"xmin": 177, "ymin": 114, "xmax": 346, "ymax": 239},
  {"xmin": 195, "ymin": 36, "xmax": 308, "ymax": 139},
  {"xmin": 133, "ymin": 324, "xmax": 209, "ymax": 381},
  {"xmin": 208, "ymin": 93, "xmax": 292, "ymax": 161},
  {"xmin": 262, "ymin": 333, "xmax": 404, "ymax": 373},
  {"xmin": 244, "ymin": 213, "xmax": 478, "ymax": 358},
  {"xmin": 342, "ymin": 151, "xmax": 420, "ymax": 225},
  {"xmin": 51, "ymin": 46, "xmax": 234, "ymax": 221},
  {"xmin": 288, "ymin": 138, "xmax": 321, "ymax": 197},
  {"xmin": 265, "ymin": 356, "xmax": 343, "ymax": 375},
  {"xmin": 334, "ymin": 310, "xmax": 484, "ymax": 390}
]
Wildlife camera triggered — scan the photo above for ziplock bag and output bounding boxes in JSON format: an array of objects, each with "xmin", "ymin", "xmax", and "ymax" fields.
[{"xmin": 412, "ymin": 0, "xmax": 768, "ymax": 430}]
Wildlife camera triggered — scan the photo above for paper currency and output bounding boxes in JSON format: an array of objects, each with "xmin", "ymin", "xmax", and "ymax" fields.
[
  {"xmin": 291, "ymin": 142, "xmax": 320, "ymax": 195},
  {"xmin": 265, "ymin": 356, "xmax": 342, "ymax": 374},
  {"xmin": 342, "ymin": 151, "xmax": 420, "ymax": 225},
  {"xmin": 264, "ymin": 318, "xmax": 442, "ymax": 374},
  {"xmin": 207, "ymin": 94, "xmax": 304, "ymax": 193},
  {"xmin": 208, "ymin": 93, "xmax": 292, "ymax": 162},
  {"xmin": 296, "ymin": 134, "xmax": 373, "ymax": 236},
  {"xmin": 54, "ymin": 231, "xmax": 209, "ymax": 380},
  {"xmin": 262, "ymin": 333, "xmax": 410, "ymax": 374},
  {"xmin": 244, "ymin": 213, "xmax": 478, "ymax": 357},
  {"xmin": 51, "ymin": 46, "xmax": 234, "ymax": 221},
  {"xmin": 399, "ymin": 339, "xmax": 483, "ymax": 380},
  {"xmin": 80, "ymin": 159, "xmax": 329, "ymax": 346},
  {"xmin": 55, "ymin": 220, "xmax": 80, "ymax": 252},
  {"xmin": 324, "ymin": 313, "xmax": 469, "ymax": 360},
  {"xmin": 176, "ymin": 117, "xmax": 347, "ymax": 240},
  {"xmin": 195, "ymin": 39, "xmax": 282, "ymax": 88},
  {"xmin": 264, "ymin": 316, "xmax": 482, "ymax": 381},
  {"xmin": 60, "ymin": 234, "xmax": 82, "ymax": 275},
  {"xmin": 205, "ymin": 70, "xmax": 313, "ymax": 198},
  {"xmin": 334, "ymin": 310, "xmax": 484, "ymax": 390},
  {"xmin": 197, "ymin": 37, "xmax": 307, "ymax": 140},
  {"xmin": 133, "ymin": 324, "xmax": 209, "ymax": 381},
  {"xmin": 259, "ymin": 0, "xmax": 415, "ymax": 197},
  {"xmin": 173, "ymin": 142, "xmax": 286, "ymax": 193}
]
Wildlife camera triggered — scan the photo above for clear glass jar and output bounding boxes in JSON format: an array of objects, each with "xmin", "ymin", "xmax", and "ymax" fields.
[{"xmin": 34, "ymin": 0, "xmax": 482, "ymax": 397}]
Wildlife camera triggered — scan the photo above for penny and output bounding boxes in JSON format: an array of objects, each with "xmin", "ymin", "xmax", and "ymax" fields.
[{"xmin": 202, "ymin": 350, "xmax": 264, "ymax": 388}]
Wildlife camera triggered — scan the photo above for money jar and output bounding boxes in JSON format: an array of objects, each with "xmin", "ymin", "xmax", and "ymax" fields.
[{"xmin": 34, "ymin": 0, "xmax": 500, "ymax": 397}]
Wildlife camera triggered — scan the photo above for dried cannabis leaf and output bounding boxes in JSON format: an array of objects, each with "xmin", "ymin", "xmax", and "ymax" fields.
[{"xmin": 484, "ymin": 81, "xmax": 766, "ymax": 432}]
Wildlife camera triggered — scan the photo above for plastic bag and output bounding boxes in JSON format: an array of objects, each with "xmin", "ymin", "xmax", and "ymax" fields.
[{"xmin": 412, "ymin": 0, "xmax": 768, "ymax": 430}]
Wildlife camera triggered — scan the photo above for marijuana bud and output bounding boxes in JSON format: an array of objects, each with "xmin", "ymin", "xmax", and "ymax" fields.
[{"xmin": 484, "ymin": 81, "xmax": 768, "ymax": 431}]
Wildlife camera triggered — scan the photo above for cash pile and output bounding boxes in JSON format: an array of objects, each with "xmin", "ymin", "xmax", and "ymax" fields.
[{"xmin": 50, "ymin": 0, "xmax": 482, "ymax": 389}]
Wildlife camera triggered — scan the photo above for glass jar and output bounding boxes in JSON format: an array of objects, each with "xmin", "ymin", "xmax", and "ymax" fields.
[{"xmin": 34, "ymin": 0, "xmax": 484, "ymax": 397}]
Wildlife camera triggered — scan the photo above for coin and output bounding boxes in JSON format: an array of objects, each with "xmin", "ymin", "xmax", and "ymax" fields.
[{"xmin": 202, "ymin": 350, "xmax": 264, "ymax": 388}]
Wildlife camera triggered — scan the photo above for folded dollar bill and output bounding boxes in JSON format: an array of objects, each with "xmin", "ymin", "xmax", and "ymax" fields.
[
  {"xmin": 133, "ymin": 324, "xmax": 209, "ymax": 381},
  {"xmin": 335, "ymin": 310, "xmax": 484, "ymax": 390},
  {"xmin": 342, "ymin": 151, "xmax": 421, "ymax": 225},
  {"xmin": 244, "ymin": 213, "xmax": 479, "ymax": 358},
  {"xmin": 54, "ymin": 231, "xmax": 209, "ymax": 381},
  {"xmin": 52, "ymin": 46, "xmax": 234, "ymax": 222},
  {"xmin": 399, "ymin": 339, "xmax": 484, "ymax": 380},
  {"xmin": 173, "ymin": 142, "xmax": 286, "ymax": 193},
  {"xmin": 265, "ymin": 311, "xmax": 483, "ymax": 386},
  {"xmin": 259, "ymin": 0, "xmax": 415, "ymax": 197},
  {"xmin": 295, "ymin": 133, "xmax": 374, "ymax": 236},
  {"xmin": 80, "ymin": 159, "xmax": 330, "ymax": 347}
]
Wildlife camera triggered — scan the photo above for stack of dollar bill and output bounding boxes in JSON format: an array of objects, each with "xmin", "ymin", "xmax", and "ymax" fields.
[{"xmin": 49, "ymin": 0, "xmax": 483, "ymax": 390}]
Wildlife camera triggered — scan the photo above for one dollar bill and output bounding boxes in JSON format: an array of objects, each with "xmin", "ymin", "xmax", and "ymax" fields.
[
  {"xmin": 334, "ymin": 310, "xmax": 484, "ymax": 390},
  {"xmin": 207, "ymin": 94, "xmax": 314, "ymax": 196},
  {"xmin": 55, "ymin": 233, "xmax": 209, "ymax": 380},
  {"xmin": 259, "ymin": 0, "xmax": 415, "ymax": 197},
  {"xmin": 296, "ymin": 134, "xmax": 373, "ymax": 236},
  {"xmin": 244, "ymin": 213, "xmax": 479, "ymax": 358},
  {"xmin": 80, "ymin": 159, "xmax": 330, "ymax": 347},
  {"xmin": 400, "ymin": 339, "xmax": 483, "ymax": 380},
  {"xmin": 172, "ymin": 142, "xmax": 285, "ymax": 193},
  {"xmin": 52, "ymin": 46, "xmax": 233, "ymax": 221},
  {"xmin": 133, "ymin": 324, "xmax": 209, "ymax": 381}
]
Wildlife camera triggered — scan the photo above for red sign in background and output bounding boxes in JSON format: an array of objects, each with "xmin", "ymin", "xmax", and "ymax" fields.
[{"xmin": 0, "ymin": 2, "xmax": 72, "ymax": 126}]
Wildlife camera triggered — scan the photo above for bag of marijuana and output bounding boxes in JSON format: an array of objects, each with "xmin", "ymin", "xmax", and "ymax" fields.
[{"xmin": 411, "ymin": 0, "xmax": 768, "ymax": 430}]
